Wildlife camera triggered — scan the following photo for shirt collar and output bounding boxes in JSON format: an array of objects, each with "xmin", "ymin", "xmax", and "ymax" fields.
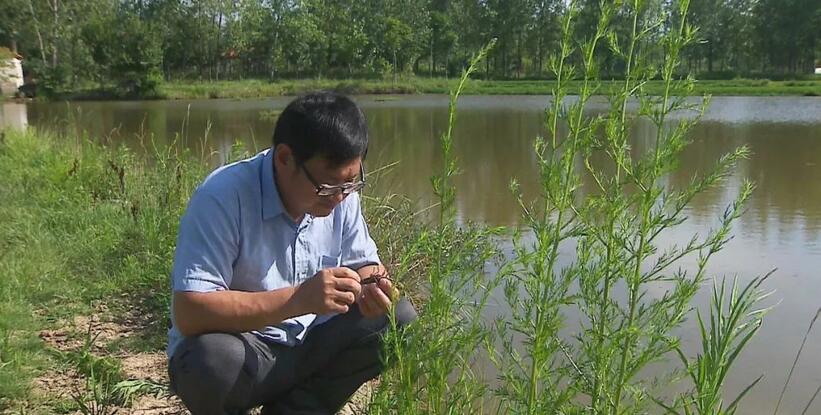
[{"xmin": 261, "ymin": 149, "xmax": 286, "ymax": 220}]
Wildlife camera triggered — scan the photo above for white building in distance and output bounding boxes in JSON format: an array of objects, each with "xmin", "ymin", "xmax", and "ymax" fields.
[{"xmin": 1, "ymin": 49, "xmax": 24, "ymax": 97}]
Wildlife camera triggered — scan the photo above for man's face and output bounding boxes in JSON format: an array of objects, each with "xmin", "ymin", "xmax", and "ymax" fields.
[
  {"xmin": 301, "ymin": 156, "xmax": 363, "ymax": 216},
  {"xmin": 277, "ymin": 149, "xmax": 363, "ymax": 216}
]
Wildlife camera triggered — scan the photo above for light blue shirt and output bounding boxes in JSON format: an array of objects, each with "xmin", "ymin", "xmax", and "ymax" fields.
[{"xmin": 167, "ymin": 149, "xmax": 379, "ymax": 358}]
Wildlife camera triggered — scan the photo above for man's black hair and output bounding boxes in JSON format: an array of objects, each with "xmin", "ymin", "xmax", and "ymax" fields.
[{"xmin": 273, "ymin": 91, "xmax": 368, "ymax": 166}]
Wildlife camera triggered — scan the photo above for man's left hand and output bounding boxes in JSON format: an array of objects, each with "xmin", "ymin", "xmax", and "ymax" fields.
[{"xmin": 357, "ymin": 264, "xmax": 394, "ymax": 318}]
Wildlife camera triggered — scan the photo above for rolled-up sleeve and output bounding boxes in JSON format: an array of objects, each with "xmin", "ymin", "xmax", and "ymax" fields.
[
  {"xmin": 340, "ymin": 193, "xmax": 380, "ymax": 269},
  {"xmin": 172, "ymin": 189, "xmax": 238, "ymax": 292}
]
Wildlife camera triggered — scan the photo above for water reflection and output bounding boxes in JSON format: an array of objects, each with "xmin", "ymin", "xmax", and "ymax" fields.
[{"xmin": 0, "ymin": 102, "xmax": 28, "ymax": 130}]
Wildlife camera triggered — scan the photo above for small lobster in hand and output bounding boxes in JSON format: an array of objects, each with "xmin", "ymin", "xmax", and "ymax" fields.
[{"xmin": 360, "ymin": 272, "xmax": 401, "ymax": 303}]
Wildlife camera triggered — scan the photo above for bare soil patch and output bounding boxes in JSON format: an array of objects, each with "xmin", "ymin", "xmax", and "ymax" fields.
[{"xmin": 33, "ymin": 306, "xmax": 371, "ymax": 414}]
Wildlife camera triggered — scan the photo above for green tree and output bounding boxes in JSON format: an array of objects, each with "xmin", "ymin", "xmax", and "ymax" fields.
[
  {"xmin": 82, "ymin": 3, "xmax": 162, "ymax": 96},
  {"xmin": 688, "ymin": 0, "xmax": 753, "ymax": 74},
  {"xmin": 107, "ymin": 13, "xmax": 163, "ymax": 96},
  {"xmin": 280, "ymin": 4, "xmax": 325, "ymax": 77},
  {"xmin": 753, "ymin": 0, "xmax": 820, "ymax": 74},
  {"xmin": 226, "ymin": 0, "xmax": 280, "ymax": 78},
  {"xmin": 0, "ymin": 0, "xmax": 27, "ymax": 56},
  {"xmin": 527, "ymin": 0, "xmax": 563, "ymax": 77},
  {"xmin": 449, "ymin": 0, "xmax": 492, "ymax": 77}
]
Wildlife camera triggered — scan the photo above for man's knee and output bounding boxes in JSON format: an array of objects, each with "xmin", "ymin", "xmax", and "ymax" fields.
[
  {"xmin": 394, "ymin": 298, "xmax": 417, "ymax": 328},
  {"xmin": 169, "ymin": 333, "xmax": 254, "ymax": 414}
]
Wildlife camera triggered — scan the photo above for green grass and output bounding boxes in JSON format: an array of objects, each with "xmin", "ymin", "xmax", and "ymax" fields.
[
  {"xmin": 155, "ymin": 77, "xmax": 821, "ymax": 100},
  {"xmin": 0, "ymin": 127, "xmax": 206, "ymax": 411},
  {"xmin": 0, "ymin": 126, "xmax": 433, "ymax": 412},
  {"xmin": 28, "ymin": 74, "xmax": 821, "ymax": 101}
]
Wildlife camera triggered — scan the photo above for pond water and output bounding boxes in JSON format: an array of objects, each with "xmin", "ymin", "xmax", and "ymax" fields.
[{"xmin": 3, "ymin": 95, "xmax": 820, "ymax": 413}]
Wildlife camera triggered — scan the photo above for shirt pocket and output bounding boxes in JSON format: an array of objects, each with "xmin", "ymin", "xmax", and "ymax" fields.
[{"xmin": 317, "ymin": 254, "xmax": 341, "ymax": 270}]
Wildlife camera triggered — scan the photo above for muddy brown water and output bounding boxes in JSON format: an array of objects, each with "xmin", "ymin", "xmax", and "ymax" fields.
[{"xmin": 3, "ymin": 95, "xmax": 821, "ymax": 413}]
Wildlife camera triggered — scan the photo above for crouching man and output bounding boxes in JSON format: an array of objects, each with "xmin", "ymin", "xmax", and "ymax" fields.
[{"xmin": 167, "ymin": 91, "xmax": 416, "ymax": 415}]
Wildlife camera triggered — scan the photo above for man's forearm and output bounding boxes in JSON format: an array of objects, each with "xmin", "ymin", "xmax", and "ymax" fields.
[{"xmin": 173, "ymin": 287, "xmax": 303, "ymax": 336}]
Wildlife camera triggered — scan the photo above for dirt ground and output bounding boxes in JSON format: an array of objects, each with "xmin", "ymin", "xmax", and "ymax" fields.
[{"xmin": 32, "ymin": 308, "xmax": 371, "ymax": 414}]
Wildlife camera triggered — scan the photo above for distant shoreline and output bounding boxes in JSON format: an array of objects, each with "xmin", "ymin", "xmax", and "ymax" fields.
[
  {"xmin": 159, "ymin": 78, "xmax": 821, "ymax": 99},
  {"xmin": 11, "ymin": 77, "xmax": 821, "ymax": 101}
]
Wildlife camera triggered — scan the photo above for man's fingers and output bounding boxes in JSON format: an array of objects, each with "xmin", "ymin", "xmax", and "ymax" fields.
[
  {"xmin": 377, "ymin": 278, "xmax": 399, "ymax": 302},
  {"xmin": 333, "ymin": 290, "xmax": 356, "ymax": 306},
  {"xmin": 335, "ymin": 277, "xmax": 362, "ymax": 298},
  {"xmin": 368, "ymin": 283, "xmax": 392, "ymax": 312},
  {"xmin": 330, "ymin": 266, "xmax": 361, "ymax": 282},
  {"xmin": 358, "ymin": 293, "xmax": 376, "ymax": 317}
]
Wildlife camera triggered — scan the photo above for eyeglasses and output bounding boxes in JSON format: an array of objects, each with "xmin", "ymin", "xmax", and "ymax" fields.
[{"xmin": 299, "ymin": 162, "xmax": 366, "ymax": 196}]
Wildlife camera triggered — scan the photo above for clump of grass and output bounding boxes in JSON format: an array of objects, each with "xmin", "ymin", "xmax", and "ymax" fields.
[
  {"xmin": 60, "ymin": 326, "xmax": 124, "ymax": 387},
  {"xmin": 60, "ymin": 326, "xmax": 124, "ymax": 414},
  {"xmin": 70, "ymin": 375, "xmax": 119, "ymax": 415},
  {"xmin": 368, "ymin": 40, "xmax": 503, "ymax": 414},
  {"xmin": 0, "ymin": 126, "xmax": 206, "ymax": 409},
  {"xmin": 658, "ymin": 274, "xmax": 772, "ymax": 415},
  {"xmin": 370, "ymin": 39, "xmax": 498, "ymax": 414},
  {"xmin": 155, "ymin": 77, "xmax": 821, "ymax": 100}
]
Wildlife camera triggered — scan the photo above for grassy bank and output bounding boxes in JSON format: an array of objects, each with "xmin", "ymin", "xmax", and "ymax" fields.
[
  {"xmin": 0, "ymin": 127, "xmax": 427, "ymax": 412},
  {"xmin": 157, "ymin": 77, "xmax": 821, "ymax": 99},
  {"xmin": 19, "ymin": 76, "xmax": 819, "ymax": 101},
  {"xmin": 0, "ymin": 127, "xmax": 205, "ymax": 411}
]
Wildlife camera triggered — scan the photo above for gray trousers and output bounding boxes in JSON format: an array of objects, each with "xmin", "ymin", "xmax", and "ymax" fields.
[{"xmin": 168, "ymin": 300, "xmax": 416, "ymax": 415}]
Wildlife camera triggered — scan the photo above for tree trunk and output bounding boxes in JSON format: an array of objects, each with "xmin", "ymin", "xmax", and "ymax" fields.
[
  {"xmin": 503, "ymin": 47, "xmax": 508, "ymax": 78},
  {"xmin": 327, "ymin": 35, "xmax": 333, "ymax": 75},
  {"xmin": 216, "ymin": 12, "xmax": 223, "ymax": 80},
  {"xmin": 430, "ymin": 36, "xmax": 434, "ymax": 77},
  {"xmin": 28, "ymin": 0, "xmax": 47, "ymax": 65},
  {"xmin": 517, "ymin": 30, "xmax": 522, "ymax": 79},
  {"xmin": 707, "ymin": 43, "xmax": 713, "ymax": 73},
  {"xmin": 50, "ymin": 0, "xmax": 59, "ymax": 69}
]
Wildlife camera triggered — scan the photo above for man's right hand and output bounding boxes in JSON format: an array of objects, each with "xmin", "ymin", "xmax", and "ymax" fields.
[{"xmin": 291, "ymin": 267, "xmax": 362, "ymax": 315}]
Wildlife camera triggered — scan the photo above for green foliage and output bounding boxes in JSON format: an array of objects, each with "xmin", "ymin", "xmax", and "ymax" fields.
[
  {"xmin": 60, "ymin": 329, "xmax": 124, "ymax": 387},
  {"xmin": 661, "ymin": 275, "xmax": 772, "ymax": 415},
  {"xmin": 91, "ymin": 13, "xmax": 163, "ymax": 97},
  {"xmin": 4, "ymin": 0, "xmax": 817, "ymax": 93},
  {"xmin": 369, "ymin": 40, "xmax": 503, "ymax": 415},
  {"xmin": 366, "ymin": 1, "xmax": 771, "ymax": 414},
  {"xmin": 59, "ymin": 326, "xmax": 126, "ymax": 413},
  {"xmin": 0, "ymin": 126, "xmax": 206, "ymax": 408}
]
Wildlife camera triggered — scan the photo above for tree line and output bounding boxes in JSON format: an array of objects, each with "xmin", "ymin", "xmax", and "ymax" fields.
[{"xmin": 0, "ymin": 0, "xmax": 818, "ymax": 96}]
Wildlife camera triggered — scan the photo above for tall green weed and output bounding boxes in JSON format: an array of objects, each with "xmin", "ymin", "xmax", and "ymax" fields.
[{"xmin": 368, "ymin": 1, "xmax": 771, "ymax": 414}]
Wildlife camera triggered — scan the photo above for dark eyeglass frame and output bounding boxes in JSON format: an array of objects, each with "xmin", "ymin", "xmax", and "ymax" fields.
[{"xmin": 299, "ymin": 162, "xmax": 366, "ymax": 197}]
